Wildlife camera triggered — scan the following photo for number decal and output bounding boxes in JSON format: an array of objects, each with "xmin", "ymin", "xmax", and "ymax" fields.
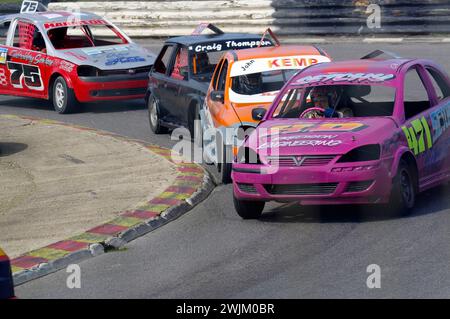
[
  {"xmin": 401, "ymin": 116, "xmax": 433, "ymax": 155},
  {"xmin": 0, "ymin": 69, "xmax": 8, "ymax": 86},
  {"xmin": 7, "ymin": 62, "xmax": 43, "ymax": 91},
  {"xmin": 20, "ymin": 0, "xmax": 39, "ymax": 13}
]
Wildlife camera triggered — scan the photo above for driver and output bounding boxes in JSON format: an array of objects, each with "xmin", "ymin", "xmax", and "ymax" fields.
[
  {"xmin": 309, "ymin": 86, "xmax": 353, "ymax": 118},
  {"xmin": 238, "ymin": 73, "xmax": 262, "ymax": 95}
]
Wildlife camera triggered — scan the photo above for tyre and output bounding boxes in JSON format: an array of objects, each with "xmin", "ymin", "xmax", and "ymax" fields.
[
  {"xmin": 217, "ymin": 141, "xmax": 232, "ymax": 184},
  {"xmin": 233, "ymin": 193, "xmax": 265, "ymax": 219},
  {"xmin": 191, "ymin": 104, "xmax": 203, "ymax": 148},
  {"xmin": 389, "ymin": 159, "xmax": 416, "ymax": 216},
  {"xmin": 52, "ymin": 76, "xmax": 79, "ymax": 114},
  {"xmin": 148, "ymin": 95, "xmax": 167, "ymax": 134}
]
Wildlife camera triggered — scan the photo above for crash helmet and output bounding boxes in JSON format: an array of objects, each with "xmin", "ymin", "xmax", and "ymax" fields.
[
  {"xmin": 238, "ymin": 72, "xmax": 262, "ymax": 95},
  {"xmin": 309, "ymin": 86, "xmax": 339, "ymax": 109}
]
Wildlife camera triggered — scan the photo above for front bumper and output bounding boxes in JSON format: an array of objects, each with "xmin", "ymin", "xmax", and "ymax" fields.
[
  {"xmin": 232, "ymin": 157, "xmax": 394, "ymax": 205},
  {"xmin": 73, "ymin": 74, "xmax": 148, "ymax": 102}
]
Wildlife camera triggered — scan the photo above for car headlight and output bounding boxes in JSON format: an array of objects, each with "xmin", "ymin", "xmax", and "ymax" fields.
[
  {"xmin": 337, "ymin": 144, "xmax": 381, "ymax": 162},
  {"xmin": 236, "ymin": 146, "xmax": 261, "ymax": 164},
  {"xmin": 77, "ymin": 65, "xmax": 100, "ymax": 77}
]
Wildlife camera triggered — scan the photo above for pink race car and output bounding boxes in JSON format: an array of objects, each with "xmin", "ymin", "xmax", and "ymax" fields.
[{"xmin": 232, "ymin": 50, "xmax": 450, "ymax": 219}]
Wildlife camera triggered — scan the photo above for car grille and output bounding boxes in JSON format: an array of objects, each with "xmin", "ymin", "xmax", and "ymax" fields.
[
  {"xmin": 264, "ymin": 183, "xmax": 338, "ymax": 195},
  {"xmin": 237, "ymin": 183, "xmax": 258, "ymax": 194},
  {"xmin": 266, "ymin": 155, "xmax": 336, "ymax": 167},
  {"xmin": 98, "ymin": 66, "xmax": 152, "ymax": 76},
  {"xmin": 345, "ymin": 180, "xmax": 374, "ymax": 193}
]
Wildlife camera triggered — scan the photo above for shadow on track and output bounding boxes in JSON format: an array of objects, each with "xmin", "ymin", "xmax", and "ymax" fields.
[
  {"xmin": 0, "ymin": 98, "xmax": 146, "ymax": 114},
  {"xmin": 0, "ymin": 142, "xmax": 28, "ymax": 157},
  {"xmin": 260, "ymin": 183, "xmax": 450, "ymax": 224}
]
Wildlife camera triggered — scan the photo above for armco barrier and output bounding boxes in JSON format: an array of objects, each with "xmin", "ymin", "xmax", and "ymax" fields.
[
  {"xmin": 48, "ymin": 0, "xmax": 450, "ymax": 37},
  {"xmin": 3, "ymin": 1, "xmax": 450, "ymax": 37}
]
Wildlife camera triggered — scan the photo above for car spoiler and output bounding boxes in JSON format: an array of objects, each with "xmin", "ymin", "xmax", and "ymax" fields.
[
  {"xmin": 361, "ymin": 49, "xmax": 402, "ymax": 59},
  {"xmin": 191, "ymin": 23, "xmax": 224, "ymax": 35},
  {"xmin": 258, "ymin": 28, "xmax": 280, "ymax": 47}
]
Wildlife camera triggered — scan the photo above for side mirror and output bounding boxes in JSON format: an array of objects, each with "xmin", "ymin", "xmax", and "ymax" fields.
[
  {"xmin": 210, "ymin": 90, "xmax": 224, "ymax": 103},
  {"xmin": 252, "ymin": 107, "xmax": 267, "ymax": 121},
  {"xmin": 180, "ymin": 67, "xmax": 188, "ymax": 80}
]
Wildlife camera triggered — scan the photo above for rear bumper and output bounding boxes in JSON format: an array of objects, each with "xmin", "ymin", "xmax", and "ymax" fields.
[
  {"xmin": 73, "ymin": 75, "xmax": 148, "ymax": 102},
  {"xmin": 232, "ymin": 158, "xmax": 394, "ymax": 205}
]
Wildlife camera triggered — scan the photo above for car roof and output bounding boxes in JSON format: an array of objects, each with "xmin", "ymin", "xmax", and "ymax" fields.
[
  {"xmin": 231, "ymin": 45, "xmax": 325, "ymax": 61},
  {"xmin": 0, "ymin": 11, "xmax": 103, "ymax": 26},
  {"xmin": 293, "ymin": 58, "xmax": 415, "ymax": 79},
  {"xmin": 165, "ymin": 32, "xmax": 265, "ymax": 46}
]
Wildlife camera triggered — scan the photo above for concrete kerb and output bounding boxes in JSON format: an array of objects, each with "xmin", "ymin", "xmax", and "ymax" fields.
[{"xmin": 3, "ymin": 115, "xmax": 214, "ymax": 286}]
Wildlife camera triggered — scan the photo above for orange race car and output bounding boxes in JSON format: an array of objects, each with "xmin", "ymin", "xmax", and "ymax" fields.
[{"xmin": 200, "ymin": 34, "xmax": 331, "ymax": 182}]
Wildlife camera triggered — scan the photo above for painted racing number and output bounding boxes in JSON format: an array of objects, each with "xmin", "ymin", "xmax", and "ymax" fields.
[
  {"xmin": 401, "ymin": 116, "xmax": 433, "ymax": 155},
  {"xmin": 7, "ymin": 62, "xmax": 43, "ymax": 91}
]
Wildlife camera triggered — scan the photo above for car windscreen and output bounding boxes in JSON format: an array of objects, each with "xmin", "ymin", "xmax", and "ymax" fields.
[
  {"xmin": 272, "ymin": 84, "xmax": 396, "ymax": 119},
  {"xmin": 48, "ymin": 24, "xmax": 128, "ymax": 50},
  {"xmin": 231, "ymin": 69, "xmax": 298, "ymax": 95}
]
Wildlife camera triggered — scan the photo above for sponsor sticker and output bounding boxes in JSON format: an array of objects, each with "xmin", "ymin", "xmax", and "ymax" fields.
[
  {"xmin": 189, "ymin": 39, "xmax": 272, "ymax": 53},
  {"xmin": 0, "ymin": 47, "xmax": 8, "ymax": 64},
  {"xmin": 296, "ymin": 72, "xmax": 396, "ymax": 85},
  {"xmin": 230, "ymin": 55, "xmax": 331, "ymax": 77}
]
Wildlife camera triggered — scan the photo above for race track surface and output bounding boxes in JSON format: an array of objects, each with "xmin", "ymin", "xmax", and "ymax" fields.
[{"xmin": 3, "ymin": 42, "xmax": 449, "ymax": 298}]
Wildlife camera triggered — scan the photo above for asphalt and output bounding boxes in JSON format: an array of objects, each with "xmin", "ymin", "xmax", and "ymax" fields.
[{"xmin": 1, "ymin": 41, "xmax": 449, "ymax": 298}]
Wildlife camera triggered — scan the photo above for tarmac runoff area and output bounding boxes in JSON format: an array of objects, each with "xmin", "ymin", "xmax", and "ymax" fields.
[{"xmin": 0, "ymin": 115, "xmax": 178, "ymax": 258}]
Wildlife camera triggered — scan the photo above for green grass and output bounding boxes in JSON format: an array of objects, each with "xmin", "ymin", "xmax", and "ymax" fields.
[{"xmin": 0, "ymin": 0, "xmax": 22, "ymax": 4}]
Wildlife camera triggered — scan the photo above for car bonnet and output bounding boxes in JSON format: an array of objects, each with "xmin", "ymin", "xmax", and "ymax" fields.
[
  {"xmin": 54, "ymin": 43, "xmax": 156, "ymax": 70},
  {"xmin": 246, "ymin": 117, "xmax": 398, "ymax": 156}
]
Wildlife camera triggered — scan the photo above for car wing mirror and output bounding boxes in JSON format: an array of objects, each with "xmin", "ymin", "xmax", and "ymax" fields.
[
  {"xmin": 252, "ymin": 107, "xmax": 267, "ymax": 121},
  {"xmin": 210, "ymin": 90, "xmax": 224, "ymax": 103},
  {"xmin": 180, "ymin": 67, "xmax": 188, "ymax": 80}
]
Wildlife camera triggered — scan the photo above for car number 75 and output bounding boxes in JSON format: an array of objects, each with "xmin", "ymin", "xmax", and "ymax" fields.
[{"xmin": 7, "ymin": 62, "xmax": 44, "ymax": 91}]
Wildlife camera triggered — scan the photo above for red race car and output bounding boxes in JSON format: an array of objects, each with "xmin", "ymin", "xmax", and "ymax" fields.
[{"xmin": 0, "ymin": 6, "xmax": 155, "ymax": 113}]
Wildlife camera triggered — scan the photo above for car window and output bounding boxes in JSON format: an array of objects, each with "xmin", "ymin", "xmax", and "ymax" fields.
[
  {"xmin": 232, "ymin": 70, "xmax": 298, "ymax": 95},
  {"xmin": 154, "ymin": 45, "xmax": 175, "ymax": 75},
  {"xmin": 170, "ymin": 47, "xmax": 189, "ymax": 80},
  {"xmin": 404, "ymin": 68, "xmax": 431, "ymax": 119},
  {"xmin": 211, "ymin": 58, "xmax": 224, "ymax": 90},
  {"xmin": 12, "ymin": 20, "xmax": 37, "ymax": 50},
  {"xmin": 47, "ymin": 25, "xmax": 127, "ymax": 50},
  {"xmin": 0, "ymin": 20, "xmax": 10, "ymax": 44},
  {"xmin": 425, "ymin": 67, "xmax": 450, "ymax": 101},
  {"xmin": 191, "ymin": 51, "xmax": 223, "ymax": 83},
  {"xmin": 271, "ymin": 84, "xmax": 396, "ymax": 119},
  {"xmin": 217, "ymin": 60, "xmax": 228, "ymax": 91}
]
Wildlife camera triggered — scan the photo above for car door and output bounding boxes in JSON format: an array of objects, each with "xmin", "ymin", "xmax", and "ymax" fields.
[
  {"xmin": 401, "ymin": 65, "xmax": 439, "ymax": 186},
  {"xmin": 165, "ymin": 45, "xmax": 191, "ymax": 126},
  {"xmin": 149, "ymin": 44, "xmax": 176, "ymax": 121},
  {"xmin": 422, "ymin": 65, "xmax": 450, "ymax": 181},
  {"xmin": 208, "ymin": 58, "xmax": 229, "ymax": 128},
  {"xmin": 4, "ymin": 18, "xmax": 48, "ymax": 98}
]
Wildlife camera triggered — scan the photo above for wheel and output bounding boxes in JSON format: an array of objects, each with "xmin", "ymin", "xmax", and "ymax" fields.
[
  {"xmin": 217, "ymin": 140, "xmax": 232, "ymax": 184},
  {"xmin": 389, "ymin": 159, "xmax": 416, "ymax": 216},
  {"xmin": 233, "ymin": 193, "xmax": 265, "ymax": 219},
  {"xmin": 52, "ymin": 76, "xmax": 79, "ymax": 114},
  {"xmin": 148, "ymin": 95, "xmax": 167, "ymax": 134}
]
